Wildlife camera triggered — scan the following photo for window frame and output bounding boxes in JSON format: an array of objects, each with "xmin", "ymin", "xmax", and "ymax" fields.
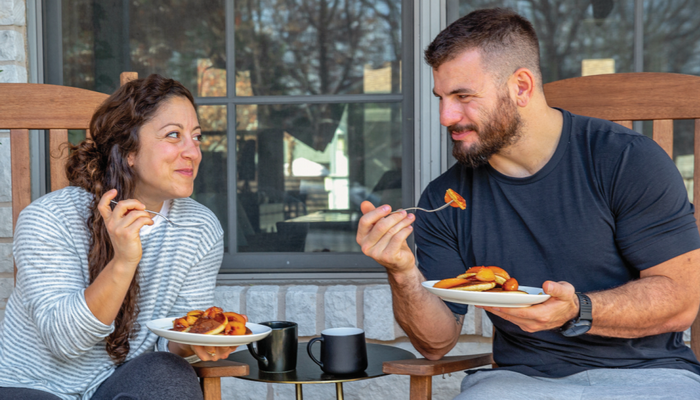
[{"xmin": 40, "ymin": 0, "xmax": 415, "ymax": 274}]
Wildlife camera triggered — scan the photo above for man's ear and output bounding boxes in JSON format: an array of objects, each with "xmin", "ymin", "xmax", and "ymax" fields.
[{"xmin": 510, "ymin": 68, "xmax": 536, "ymax": 107}]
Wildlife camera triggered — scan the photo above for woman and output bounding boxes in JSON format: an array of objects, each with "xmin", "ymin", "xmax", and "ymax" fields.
[{"xmin": 0, "ymin": 75, "xmax": 235, "ymax": 400}]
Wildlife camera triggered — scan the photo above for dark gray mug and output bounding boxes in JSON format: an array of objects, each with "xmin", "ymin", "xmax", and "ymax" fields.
[
  {"xmin": 247, "ymin": 321, "xmax": 298, "ymax": 372},
  {"xmin": 307, "ymin": 327, "xmax": 368, "ymax": 375}
]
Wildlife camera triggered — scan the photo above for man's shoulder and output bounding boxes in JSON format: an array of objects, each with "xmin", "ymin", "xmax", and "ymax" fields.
[{"xmin": 565, "ymin": 110, "xmax": 658, "ymax": 159}]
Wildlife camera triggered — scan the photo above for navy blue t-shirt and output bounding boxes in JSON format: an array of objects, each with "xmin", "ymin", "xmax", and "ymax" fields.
[{"xmin": 415, "ymin": 109, "xmax": 700, "ymax": 378}]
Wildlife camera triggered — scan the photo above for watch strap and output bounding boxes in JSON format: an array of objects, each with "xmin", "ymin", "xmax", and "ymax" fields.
[
  {"xmin": 577, "ymin": 292, "xmax": 592, "ymax": 322},
  {"xmin": 557, "ymin": 292, "xmax": 592, "ymax": 337}
]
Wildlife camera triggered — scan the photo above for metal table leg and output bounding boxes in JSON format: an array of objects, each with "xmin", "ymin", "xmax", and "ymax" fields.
[
  {"xmin": 335, "ymin": 382, "xmax": 344, "ymax": 400},
  {"xmin": 295, "ymin": 383, "xmax": 303, "ymax": 400}
]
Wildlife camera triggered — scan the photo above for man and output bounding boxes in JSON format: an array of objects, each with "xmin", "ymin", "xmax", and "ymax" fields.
[{"xmin": 356, "ymin": 8, "xmax": 700, "ymax": 399}]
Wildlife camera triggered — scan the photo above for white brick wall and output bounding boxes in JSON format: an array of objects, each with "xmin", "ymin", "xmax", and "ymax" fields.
[
  {"xmin": 212, "ymin": 283, "xmax": 493, "ymax": 400},
  {"xmin": 0, "ymin": 0, "xmax": 24, "ymax": 25}
]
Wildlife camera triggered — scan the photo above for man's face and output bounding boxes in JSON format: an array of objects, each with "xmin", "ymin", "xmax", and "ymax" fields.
[{"xmin": 433, "ymin": 49, "xmax": 522, "ymax": 168}]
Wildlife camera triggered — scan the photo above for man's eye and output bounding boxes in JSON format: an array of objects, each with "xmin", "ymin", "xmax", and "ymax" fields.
[{"xmin": 458, "ymin": 95, "xmax": 471, "ymax": 100}]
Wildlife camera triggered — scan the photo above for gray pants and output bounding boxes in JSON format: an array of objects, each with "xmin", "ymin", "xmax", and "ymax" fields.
[
  {"xmin": 0, "ymin": 352, "xmax": 203, "ymax": 400},
  {"xmin": 457, "ymin": 368, "xmax": 700, "ymax": 400}
]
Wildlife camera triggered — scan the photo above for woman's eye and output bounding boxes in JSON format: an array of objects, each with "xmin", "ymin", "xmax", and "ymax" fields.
[
  {"xmin": 193, "ymin": 134, "xmax": 203, "ymax": 142},
  {"xmin": 166, "ymin": 131, "xmax": 179, "ymax": 138}
]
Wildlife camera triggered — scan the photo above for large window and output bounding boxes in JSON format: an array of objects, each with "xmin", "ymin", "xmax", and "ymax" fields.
[{"xmin": 46, "ymin": 0, "xmax": 413, "ymax": 272}]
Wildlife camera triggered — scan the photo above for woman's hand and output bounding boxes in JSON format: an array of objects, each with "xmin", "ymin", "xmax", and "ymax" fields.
[
  {"xmin": 169, "ymin": 341, "xmax": 237, "ymax": 361},
  {"xmin": 97, "ymin": 189, "xmax": 154, "ymax": 267}
]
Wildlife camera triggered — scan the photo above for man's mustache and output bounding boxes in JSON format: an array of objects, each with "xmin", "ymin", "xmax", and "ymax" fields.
[{"xmin": 448, "ymin": 124, "xmax": 479, "ymax": 134}]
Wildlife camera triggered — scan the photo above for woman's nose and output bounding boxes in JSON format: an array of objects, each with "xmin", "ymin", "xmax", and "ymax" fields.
[{"xmin": 181, "ymin": 136, "xmax": 202, "ymax": 160}]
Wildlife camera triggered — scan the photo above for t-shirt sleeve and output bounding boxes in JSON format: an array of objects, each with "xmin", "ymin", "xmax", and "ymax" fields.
[
  {"xmin": 609, "ymin": 136, "xmax": 700, "ymax": 270},
  {"xmin": 414, "ymin": 179, "xmax": 470, "ymax": 315}
]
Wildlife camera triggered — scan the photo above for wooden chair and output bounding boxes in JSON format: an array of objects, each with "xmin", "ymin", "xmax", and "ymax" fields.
[
  {"xmin": 0, "ymin": 72, "xmax": 245, "ymax": 400},
  {"xmin": 383, "ymin": 72, "xmax": 700, "ymax": 400}
]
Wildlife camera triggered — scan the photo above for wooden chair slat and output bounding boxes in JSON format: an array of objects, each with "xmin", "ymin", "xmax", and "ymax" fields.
[
  {"xmin": 120, "ymin": 72, "xmax": 138, "ymax": 87},
  {"xmin": 10, "ymin": 129, "xmax": 31, "ymax": 234},
  {"xmin": 544, "ymin": 73, "xmax": 700, "ymax": 121},
  {"xmin": 652, "ymin": 119, "xmax": 674, "ymax": 159},
  {"xmin": 695, "ymin": 119, "xmax": 700, "ymax": 227},
  {"xmin": 0, "ymin": 84, "xmax": 108, "ymax": 129},
  {"xmin": 49, "ymin": 129, "xmax": 70, "ymax": 192},
  {"xmin": 614, "ymin": 120, "xmax": 633, "ymax": 130}
]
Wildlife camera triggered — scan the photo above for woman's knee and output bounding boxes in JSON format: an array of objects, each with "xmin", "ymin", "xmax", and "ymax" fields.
[{"xmin": 132, "ymin": 352, "xmax": 196, "ymax": 380}]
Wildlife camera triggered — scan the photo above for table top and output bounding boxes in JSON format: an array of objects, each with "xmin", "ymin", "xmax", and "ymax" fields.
[{"xmin": 227, "ymin": 342, "xmax": 416, "ymax": 384}]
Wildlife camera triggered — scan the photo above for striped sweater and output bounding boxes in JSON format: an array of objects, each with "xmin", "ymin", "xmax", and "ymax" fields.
[{"xmin": 0, "ymin": 186, "xmax": 224, "ymax": 399}]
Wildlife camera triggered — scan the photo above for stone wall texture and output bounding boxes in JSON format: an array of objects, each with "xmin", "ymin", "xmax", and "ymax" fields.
[{"xmin": 216, "ymin": 283, "xmax": 493, "ymax": 400}]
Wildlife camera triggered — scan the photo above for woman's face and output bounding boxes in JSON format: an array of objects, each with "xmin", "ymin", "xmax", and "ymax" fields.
[{"xmin": 128, "ymin": 96, "xmax": 202, "ymax": 209}]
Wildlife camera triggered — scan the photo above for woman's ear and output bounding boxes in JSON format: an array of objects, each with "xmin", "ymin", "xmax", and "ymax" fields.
[
  {"xmin": 127, "ymin": 152, "xmax": 135, "ymax": 168},
  {"xmin": 510, "ymin": 68, "xmax": 536, "ymax": 107}
]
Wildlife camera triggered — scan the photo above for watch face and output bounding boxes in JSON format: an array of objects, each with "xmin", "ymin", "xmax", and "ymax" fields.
[{"xmin": 561, "ymin": 320, "xmax": 592, "ymax": 337}]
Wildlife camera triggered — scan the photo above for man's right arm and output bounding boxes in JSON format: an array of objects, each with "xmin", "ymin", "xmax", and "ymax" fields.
[{"xmin": 357, "ymin": 201, "xmax": 462, "ymax": 359}]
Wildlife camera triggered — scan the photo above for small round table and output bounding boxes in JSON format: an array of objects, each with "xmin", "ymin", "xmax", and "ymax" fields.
[{"xmin": 227, "ymin": 342, "xmax": 416, "ymax": 400}]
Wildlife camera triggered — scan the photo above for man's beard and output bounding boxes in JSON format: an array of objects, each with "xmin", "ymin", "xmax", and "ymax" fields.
[{"xmin": 450, "ymin": 93, "xmax": 522, "ymax": 168}]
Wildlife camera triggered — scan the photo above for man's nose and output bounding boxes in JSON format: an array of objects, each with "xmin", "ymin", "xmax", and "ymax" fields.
[{"xmin": 440, "ymin": 101, "xmax": 463, "ymax": 127}]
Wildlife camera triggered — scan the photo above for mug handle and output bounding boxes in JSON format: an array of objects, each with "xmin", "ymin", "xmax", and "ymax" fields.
[
  {"xmin": 306, "ymin": 337, "xmax": 324, "ymax": 369},
  {"xmin": 247, "ymin": 342, "xmax": 268, "ymax": 368}
]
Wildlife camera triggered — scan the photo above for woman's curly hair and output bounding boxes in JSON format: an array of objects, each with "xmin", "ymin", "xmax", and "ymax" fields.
[{"xmin": 65, "ymin": 74, "xmax": 195, "ymax": 364}]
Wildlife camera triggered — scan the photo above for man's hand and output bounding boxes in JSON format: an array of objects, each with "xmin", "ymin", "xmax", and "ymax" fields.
[
  {"xmin": 356, "ymin": 201, "xmax": 462, "ymax": 359},
  {"xmin": 356, "ymin": 201, "xmax": 416, "ymax": 274},
  {"xmin": 480, "ymin": 281, "xmax": 578, "ymax": 333}
]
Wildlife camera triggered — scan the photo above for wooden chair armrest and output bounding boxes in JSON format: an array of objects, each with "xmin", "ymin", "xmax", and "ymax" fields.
[
  {"xmin": 192, "ymin": 360, "xmax": 249, "ymax": 378},
  {"xmin": 193, "ymin": 360, "xmax": 250, "ymax": 400},
  {"xmin": 383, "ymin": 353, "xmax": 493, "ymax": 377}
]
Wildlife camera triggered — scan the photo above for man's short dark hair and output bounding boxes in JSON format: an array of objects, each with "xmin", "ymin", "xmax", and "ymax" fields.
[{"xmin": 425, "ymin": 8, "xmax": 542, "ymax": 88}]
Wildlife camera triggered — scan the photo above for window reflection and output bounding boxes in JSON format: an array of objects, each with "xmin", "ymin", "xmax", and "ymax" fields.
[
  {"xmin": 234, "ymin": 0, "xmax": 402, "ymax": 96},
  {"xmin": 456, "ymin": 0, "xmax": 633, "ymax": 83},
  {"xmin": 192, "ymin": 105, "xmax": 229, "ymax": 250},
  {"xmin": 61, "ymin": 0, "xmax": 226, "ymax": 95},
  {"xmin": 236, "ymin": 103, "xmax": 402, "ymax": 253}
]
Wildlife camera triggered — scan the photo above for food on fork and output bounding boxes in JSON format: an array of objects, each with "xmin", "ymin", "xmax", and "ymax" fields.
[
  {"xmin": 171, "ymin": 306, "xmax": 251, "ymax": 336},
  {"xmin": 434, "ymin": 266, "xmax": 527, "ymax": 294},
  {"xmin": 445, "ymin": 189, "xmax": 467, "ymax": 210}
]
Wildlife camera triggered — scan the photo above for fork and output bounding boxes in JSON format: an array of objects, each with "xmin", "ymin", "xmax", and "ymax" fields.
[
  {"xmin": 110, "ymin": 200, "xmax": 204, "ymax": 227},
  {"xmin": 391, "ymin": 199, "xmax": 455, "ymax": 214}
]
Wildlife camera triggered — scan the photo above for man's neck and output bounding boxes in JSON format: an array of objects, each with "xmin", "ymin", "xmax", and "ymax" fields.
[{"xmin": 488, "ymin": 106, "xmax": 564, "ymax": 178}]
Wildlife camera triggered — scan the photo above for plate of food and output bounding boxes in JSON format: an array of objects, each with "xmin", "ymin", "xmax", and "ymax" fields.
[
  {"xmin": 422, "ymin": 266, "xmax": 550, "ymax": 308},
  {"xmin": 147, "ymin": 307, "xmax": 272, "ymax": 347}
]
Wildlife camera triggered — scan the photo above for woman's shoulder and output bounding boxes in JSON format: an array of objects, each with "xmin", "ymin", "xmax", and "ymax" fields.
[
  {"xmin": 170, "ymin": 197, "xmax": 223, "ymax": 237},
  {"xmin": 21, "ymin": 186, "xmax": 92, "ymax": 219}
]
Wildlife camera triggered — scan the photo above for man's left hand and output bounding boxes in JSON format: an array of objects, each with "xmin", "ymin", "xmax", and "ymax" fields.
[{"xmin": 479, "ymin": 281, "xmax": 579, "ymax": 333}]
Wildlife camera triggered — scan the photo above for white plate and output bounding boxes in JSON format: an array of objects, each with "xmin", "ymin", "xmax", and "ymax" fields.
[
  {"xmin": 422, "ymin": 281, "xmax": 550, "ymax": 308},
  {"xmin": 146, "ymin": 318, "xmax": 272, "ymax": 347}
]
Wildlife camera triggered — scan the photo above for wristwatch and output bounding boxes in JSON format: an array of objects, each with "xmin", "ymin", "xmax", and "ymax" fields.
[{"xmin": 558, "ymin": 292, "xmax": 592, "ymax": 337}]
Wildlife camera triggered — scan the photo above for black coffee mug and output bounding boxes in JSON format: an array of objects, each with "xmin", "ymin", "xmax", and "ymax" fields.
[
  {"xmin": 247, "ymin": 321, "xmax": 298, "ymax": 372},
  {"xmin": 307, "ymin": 327, "xmax": 368, "ymax": 375}
]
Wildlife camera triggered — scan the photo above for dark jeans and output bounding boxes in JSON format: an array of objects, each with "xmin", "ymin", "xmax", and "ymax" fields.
[{"xmin": 0, "ymin": 352, "xmax": 203, "ymax": 400}]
